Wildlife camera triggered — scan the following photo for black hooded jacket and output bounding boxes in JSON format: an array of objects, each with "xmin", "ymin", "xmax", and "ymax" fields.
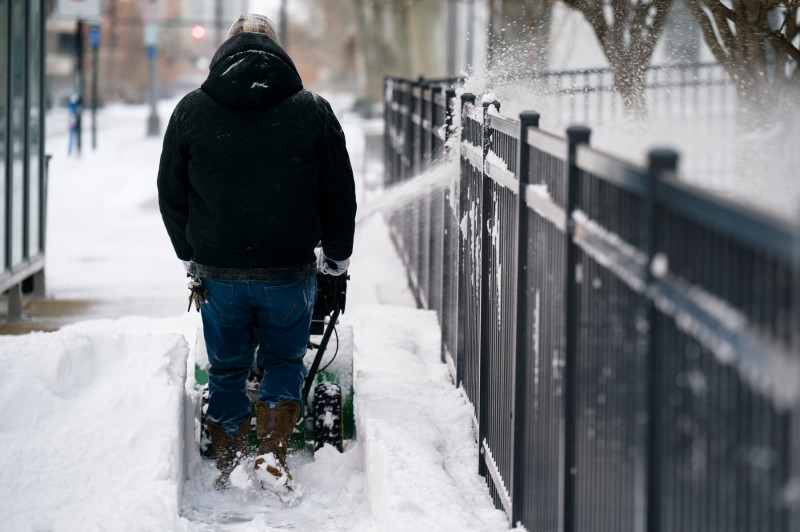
[{"xmin": 157, "ymin": 32, "xmax": 356, "ymax": 279}]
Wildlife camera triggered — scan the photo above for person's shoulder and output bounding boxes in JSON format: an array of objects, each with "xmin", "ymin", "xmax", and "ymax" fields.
[
  {"xmin": 308, "ymin": 90, "xmax": 335, "ymax": 110},
  {"xmin": 285, "ymin": 89, "xmax": 324, "ymax": 108},
  {"xmin": 282, "ymin": 90, "xmax": 333, "ymax": 123},
  {"xmin": 169, "ymin": 89, "xmax": 213, "ymax": 124},
  {"xmin": 176, "ymin": 88, "xmax": 210, "ymax": 109}
]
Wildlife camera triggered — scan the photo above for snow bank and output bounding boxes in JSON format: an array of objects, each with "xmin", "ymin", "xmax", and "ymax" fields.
[
  {"xmin": 349, "ymin": 305, "xmax": 512, "ymax": 532},
  {"xmin": 0, "ymin": 330, "xmax": 189, "ymax": 531}
]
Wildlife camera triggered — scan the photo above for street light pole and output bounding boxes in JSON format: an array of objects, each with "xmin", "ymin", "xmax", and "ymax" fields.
[
  {"xmin": 75, "ymin": 19, "xmax": 84, "ymax": 156},
  {"xmin": 90, "ymin": 24, "xmax": 99, "ymax": 150},
  {"xmin": 144, "ymin": 0, "xmax": 160, "ymax": 137},
  {"xmin": 146, "ymin": 46, "xmax": 160, "ymax": 136}
]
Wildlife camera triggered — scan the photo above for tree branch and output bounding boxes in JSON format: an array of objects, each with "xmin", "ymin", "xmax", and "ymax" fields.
[
  {"xmin": 563, "ymin": 0, "xmax": 611, "ymax": 53},
  {"xmin": 631, "ymin": 0, "xmax": 651, "ymax": 39},
  {"xmin": 642, "ymin": 0, "xmax": 674, "ymax": 55},
  {"xmin": 703, "ymin": 0, "xmax": 738, "ymax": 61},
  {"xmin": 766, "ymin": 28, "xmax": 800, "ymax": 65},
  {"xmin": 685, "ymin": 0, "xmax": 741, "ymax": 81}
]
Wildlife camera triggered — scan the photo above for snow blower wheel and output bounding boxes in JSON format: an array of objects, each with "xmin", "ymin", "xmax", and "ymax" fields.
[{"xmin": 313, "ymin": 381, "xmax": 344, "ymax": 452}]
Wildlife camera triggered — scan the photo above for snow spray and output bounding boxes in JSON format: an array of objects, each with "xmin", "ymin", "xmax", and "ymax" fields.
[{"xmin": 356, "ymin": 158, "xmax": 458, "ymax": 224}]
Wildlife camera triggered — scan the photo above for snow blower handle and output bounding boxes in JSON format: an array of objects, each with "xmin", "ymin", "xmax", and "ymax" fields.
[{"xmin": 303, "ymin": 272, "xmax": 349, "ymax": 405}]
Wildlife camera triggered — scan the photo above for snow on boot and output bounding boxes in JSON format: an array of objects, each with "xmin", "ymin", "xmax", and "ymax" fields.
[
  {"xmin": 206, "ymin": 416, "xmax": 251, "ymax": 490},
  {"xmin": 254, "ymin": 400, "xmax": 301, "ymax": 499}
]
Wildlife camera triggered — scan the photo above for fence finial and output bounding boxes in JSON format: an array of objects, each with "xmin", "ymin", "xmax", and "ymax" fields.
[
  {"xmin": 648, "ymin": 149, "xmax": 679, "ymax": 175},
  {"xmin": 519, "ymin": 111, "xmax": 540, "ymax": 129},
  {"xmin": 566, "ymin": 125, "xmax": 591, "ymax": 145},
  {"xmin": 483, "ymin": 99, "xmax": 500, "ymax": 112}
]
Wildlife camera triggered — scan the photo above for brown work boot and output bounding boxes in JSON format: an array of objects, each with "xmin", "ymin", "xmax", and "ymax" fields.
[
  {"xmin": 254, "ymin": 400, "xmax": 301, "ymax": 494},
  {"xmin": 205, "ymin": 416, "xmax": 251, "ymax": 490}
]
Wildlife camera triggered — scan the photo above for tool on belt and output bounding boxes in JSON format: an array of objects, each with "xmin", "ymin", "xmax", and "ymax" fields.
[{"xmin": 187, "ymin": 277, "xmax": 207, "ymax": 312}]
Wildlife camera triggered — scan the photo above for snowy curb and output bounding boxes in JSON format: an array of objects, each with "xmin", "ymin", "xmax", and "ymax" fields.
[{"xmin": 349, "ymin": 305, "xmax": 513, "ymax": 532}]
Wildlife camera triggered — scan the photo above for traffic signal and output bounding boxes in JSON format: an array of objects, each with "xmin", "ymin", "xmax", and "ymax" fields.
[{"xmin": 190, "ymin": 24, "xmax": 206, "ymax": 40}]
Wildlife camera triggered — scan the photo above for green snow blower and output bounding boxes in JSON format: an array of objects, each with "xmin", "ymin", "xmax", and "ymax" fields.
[{"xmin": 193, "ymin": 273, "xmax": 354, "ymax": 456}]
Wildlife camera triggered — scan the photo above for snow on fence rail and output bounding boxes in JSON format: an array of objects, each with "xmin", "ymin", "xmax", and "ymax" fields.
[{"xmin": 384, "ymin": 75, "xmax": 800, "ymax": 532}]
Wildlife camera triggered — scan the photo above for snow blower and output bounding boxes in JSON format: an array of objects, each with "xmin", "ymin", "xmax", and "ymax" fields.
[{"xmin": 193, "ymin": 273, "xmax": 354, "ymax": 456}]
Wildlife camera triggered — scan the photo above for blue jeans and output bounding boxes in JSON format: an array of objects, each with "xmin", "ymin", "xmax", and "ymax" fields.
[{"xmin": 200, "ymin": 275, "xmax": 317, "ymax": 435}]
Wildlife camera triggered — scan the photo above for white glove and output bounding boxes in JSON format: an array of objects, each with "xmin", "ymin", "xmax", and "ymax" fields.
[{"xmin": 317, "ymin": 251, "xmax": 349, "ymax": 276}]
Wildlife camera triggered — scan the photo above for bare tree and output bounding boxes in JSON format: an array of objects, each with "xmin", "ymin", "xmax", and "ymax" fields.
[
  {"xmin": 684, "ymin": 1, "xmax": 799, "ymax": 113},
  {"xmin": 352, "ymin": 0, "xmax": 413, "ymax": 101},
  {"xmin": 561, "ymin": 0, "xmax": 674, "ymax": 115},
  {"xmin": 352, "ymin": 0, "xmax": 446, "ymax": 101},
  {"xmin": 284, "ymin": 0, "xmax": 360, "ymax": 93}
]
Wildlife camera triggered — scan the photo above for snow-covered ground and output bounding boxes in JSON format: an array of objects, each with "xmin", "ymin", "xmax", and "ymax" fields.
[{"xmin": 0, "ymin": 99, "xmax": 512, "ymax": 531}]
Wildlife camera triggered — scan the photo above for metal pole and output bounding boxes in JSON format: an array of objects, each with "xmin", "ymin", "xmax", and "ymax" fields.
[
  {"xmin": 458, "ymin": 92, "xmax": 476, "ymax": 399},
  {"xmin": 91, "ymin": 24, "xmax": 99, "ymax": 150},
  {"xmin": 144, "ymin": 1, "xmax": 160, "ymax": 137},
  {"xmin": 511, "ymin": 110, "xmax": 541, "ymax": 526},
  {"xmin": 642, "ymin": 149, "xmax": 678, "ymax": 532},
  {"xmin": 792, "ymin": 207, "xmax": 800, "ymax": 532},
  {"xmin": 563, "ymin": 125, "xmax": 591, "ymax": 532},
  {"xmin": 147, "ymin": 48, "xmax": 160, "ymax": 137},
  {"xmin": 478, "ymin": 98, "xmax": 500, "ymax": 480},
  {"xmin": 75, "ymin": 19, "xmax": 84, "ymax": 156}
]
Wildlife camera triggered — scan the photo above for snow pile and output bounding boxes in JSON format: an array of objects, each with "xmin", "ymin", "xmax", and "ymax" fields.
[
  {"xmin": 350, "ymin": 305, "xmax": 512, "ymax": 532},
  {"xmin": 0, "ymin": 330, "xmax": 189, "ymax": 531}
]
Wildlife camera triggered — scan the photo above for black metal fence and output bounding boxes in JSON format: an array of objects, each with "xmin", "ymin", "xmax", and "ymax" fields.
[{"xmin": 384, "ymin": 75, "xmax": 799, "ymax": 532}]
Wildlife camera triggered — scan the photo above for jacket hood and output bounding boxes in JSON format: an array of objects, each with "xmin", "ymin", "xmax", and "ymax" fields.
[{"xmin": 201, "ymin": 32, "xmax": 303, "ymax": 108}]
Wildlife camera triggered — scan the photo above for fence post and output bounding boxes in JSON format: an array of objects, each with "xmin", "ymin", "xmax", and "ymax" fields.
[
  {"xmin": 792, "ymin": 209, "xmax": 800, "ymax": 532},
  {"xmin": 563, "ymin": 125, "xmax": 591, "ymax": 532},
  {"xmin": 479, "ymin": 98, "xmax": 500, "ymax": 479},
  {"xmin": 511, "ymin": 110, "xmax": 541, "ymax": 527},
  {"xmin": 404, "ymin": 81, "xmax": 414, "ymax": 181},
  {"xmin": 412, "ymin": 81, "xmax": 422, "ymax": 176},
  {"xmin": 383, "ymin": 77, "xmax": 390, "ymax": 184},
  {"xmin": 456, "ymin": 93, "xmax": 476, "ymax": 392},
  {"xmin": 642, "ymin": 148, "xmax": 678, "ymax": 532},
  {"xmin": 440, "ymin": 87, "xmax": 458, "ymax": 369},
  {"xmin": 418, "ymin": 82, "xmax": 429, "ymax": 173},
  {"xmin": 429, "ymin": 84, "xmax": 445, "ymax": 323},
  {"xmin": 431, "ymin": 85, "xmax": 443, "ymax": 162},
  {"xmin": 445, "ymin": 89, "xmax": 456, "ymax": 143},
  {"xmin": 460, "ymin": 93, "xmax": 476, "ymax": 138}
]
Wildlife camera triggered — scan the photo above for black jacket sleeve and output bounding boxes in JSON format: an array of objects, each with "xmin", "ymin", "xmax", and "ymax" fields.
[
  {"xmin": 316, "ymin": 99, "xmax": 357, "ymax": 261},
  {"xmin": 157, "ymin": 106, "xmax": 193, "ymax": 261}
]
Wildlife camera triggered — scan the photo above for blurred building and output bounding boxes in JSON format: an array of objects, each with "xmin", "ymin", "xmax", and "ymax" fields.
[{"xmin": 45, "ymin": 0, "xmax": 248, "ymax": 107}]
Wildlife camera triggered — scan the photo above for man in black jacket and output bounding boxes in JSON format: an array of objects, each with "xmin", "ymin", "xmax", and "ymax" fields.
[{"xmin": 157, "ymin": 14, "xmax": 356, "ymax": 496}]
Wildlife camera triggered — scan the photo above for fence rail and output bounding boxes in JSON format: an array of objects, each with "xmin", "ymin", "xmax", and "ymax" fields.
[{"xmin": 384, "ymin": 74, "xmax": 799, "ymax": 532}]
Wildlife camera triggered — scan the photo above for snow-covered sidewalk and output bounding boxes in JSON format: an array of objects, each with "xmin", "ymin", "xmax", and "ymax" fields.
[{"xmin": 0, "ymin": 100, "xmax": 512, "ymax": 531}]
